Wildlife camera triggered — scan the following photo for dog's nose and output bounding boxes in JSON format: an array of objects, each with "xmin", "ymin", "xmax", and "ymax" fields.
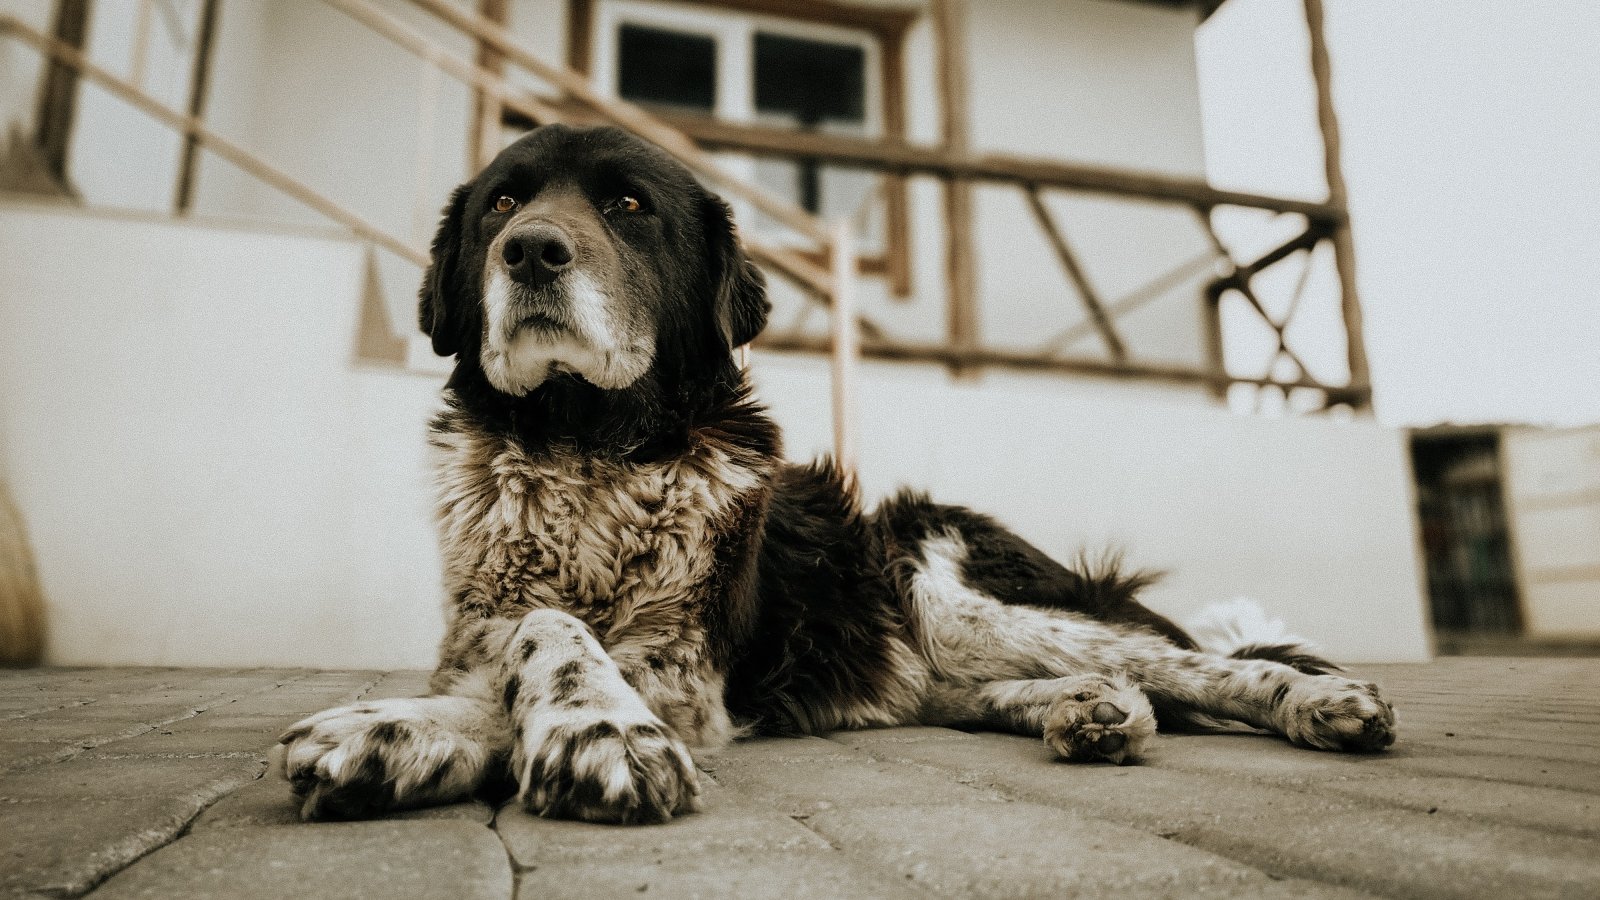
[{"xmin": 502, "ymin": 225, "xmax": 574, "ymax": 286}]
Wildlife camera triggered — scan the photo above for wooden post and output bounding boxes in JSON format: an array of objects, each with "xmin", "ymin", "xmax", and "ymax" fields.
[
  {"xmin": 565, "ymin": 0, "xmax": 593, "ymax": 75},
  {"xmin": 172, "ymin": 0, "xmax": 219, "ymax": 214},
  {"xmin": 1304, "ymin": 0, "xmax": 1370, "ymax": 403},
  {"xmin": 468, "ymin": 0, "xmax": 509, "ymax": 172},
  {"xmin": 932, "ymin": 0, "xmax": 978, "ymax": 378},
  {"xmin": 32, "ymin": 0, "xmax": 92, "ymax": 191},
  {"xmin": 128, "ymin": 0, "xmax": 155, "ymax": 88},
  {"xmin": 830, "ymin": 220, "xmax": 859, "ymax": 475},
  {"xmin": 879, "ymin": 29, "xmax": 912, "ymax": 298}
]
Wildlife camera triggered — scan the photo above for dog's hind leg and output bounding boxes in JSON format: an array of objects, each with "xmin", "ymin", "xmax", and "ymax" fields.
[
  {"xmin": 882, "ymin": 505, "xmax": 1396, "ymax": 756},
  {"xmin": 920, "ymin": 673, "xmax": 1157, "ymax": 764}
]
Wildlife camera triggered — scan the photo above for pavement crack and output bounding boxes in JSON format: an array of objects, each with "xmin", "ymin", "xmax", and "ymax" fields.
[
  {"xmin": 787, "ymin": 812, "xmax": 844, "ymax": 851},
  {"xmin": 50, "ymin": 762, "xmax": 269, "ymax": 898},
  {"xmin": 488, "ymin": 802, "xmax": 527, "ymax": 897}
]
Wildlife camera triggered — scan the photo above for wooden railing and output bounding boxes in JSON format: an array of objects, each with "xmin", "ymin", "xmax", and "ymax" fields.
[
  {"xmin": 4, "ymin": 0, "xmax": 1371, "ymax": 427},
  {"xmin": 480, "ymin": 0, "xmax": 1371, "ymax": 409}
]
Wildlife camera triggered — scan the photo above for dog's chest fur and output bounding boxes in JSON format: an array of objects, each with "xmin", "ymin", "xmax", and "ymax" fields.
[{"xmin": 429, "ymin": 406, "xmax": 764, "ymax": 640}]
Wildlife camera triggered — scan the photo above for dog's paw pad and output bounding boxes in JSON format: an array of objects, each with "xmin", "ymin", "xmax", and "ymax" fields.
[
  {"xmin": 1281, "ymin": 677, "xmax": 1397, "ymax": 753},
  {"xmin": 1043, "ymin": 677, "xmax": 1156, "ymax": 765},
  {"xmin": 517, "ymin": 717, "xmax": 700, "ymax": 825},
  {"xmin": 275, "ymin": 700, "xmax": 479, "ymax": 820}
]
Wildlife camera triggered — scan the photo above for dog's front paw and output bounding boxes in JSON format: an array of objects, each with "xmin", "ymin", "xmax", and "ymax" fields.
[
  {"xmin": 517, "ymin": 713, "xmax": 699, "ymax": 825},
  {"xmin": 274, "ymin": 699, "xmax": 491, "ymax": 820},
  {"xmin": 1043, "ymin": 675, "xmax": 1156, "ymax": 765},
  {"xmin": 1279, "ymin": 676, "xmax": 1396, "ymax": 752}
]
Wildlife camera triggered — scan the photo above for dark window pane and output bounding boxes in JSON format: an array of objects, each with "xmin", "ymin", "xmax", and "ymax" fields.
[
  {"xmin": 754, "ymin": 32, "xmax": 865, "ymax": 127},
  {"xmin": 617, "ymin": 24, "xmax": 716, "ymax": 111}
]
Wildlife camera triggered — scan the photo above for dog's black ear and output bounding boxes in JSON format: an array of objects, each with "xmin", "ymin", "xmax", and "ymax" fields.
[
  {"xmin": 418, "ymin": 183, "xmax": 472, "ymax": 357},
  {"xmin": 703, "ymin": 195, "xmax": 769, "ymax": 349}
]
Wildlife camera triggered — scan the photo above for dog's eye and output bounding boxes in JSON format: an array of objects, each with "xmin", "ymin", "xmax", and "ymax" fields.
[
  {"xmin": 612, "ymin": 195, "xmax": 644, "ymax": 214},
  {"xmin": 492, "ymin": 196, "xmax": 517, "ymax": 213}
]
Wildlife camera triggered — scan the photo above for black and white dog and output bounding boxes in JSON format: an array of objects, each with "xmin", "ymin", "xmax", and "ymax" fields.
[{"xmin": 276, "ymin": 125, "xmax": 1395, "ymax": 824}]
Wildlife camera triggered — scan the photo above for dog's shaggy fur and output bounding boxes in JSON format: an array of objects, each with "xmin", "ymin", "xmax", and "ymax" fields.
[{"xmin": 275, "ymin": 126, "xmax": 1395, "ymax": 824}]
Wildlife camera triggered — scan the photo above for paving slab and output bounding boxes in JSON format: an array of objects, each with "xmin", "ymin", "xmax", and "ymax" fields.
[
  {"xmin": 807, "ymin": 801, "xmax": 1361, "ymax": 899},
  {"xmin": 0, "ymin": 752, "xmax": 264, "ymax": 803},
  {"xmin": 699, "ymin": 741, "xmax": 1011, "ymax": 816},
  {"xmin": 3, "ymin": 796, "xmax": 240, "ymax": 898},
  {"xmin": 1382, "ymin": 750, "xmax": 1600, "ymax": 792},
  {"xmin": 1319, "ymin": 774, "xmax": 1600, "ymax": 837},
  {"xmin": 495, "ymin": 796, "xmax": 830, "ymax": 866},
  {"xmin": 89, "ymin": 821, "xmax": 512, "ymax": 900},
  {"xmin": 192, "ymin": 772, "xmax": 495, "ymax": 830},
  {"xmin": 111, "ymin": 714, "xmax": 297, "ymax": 756},
  {"xmin": 515, "ymin": 849, "xmax": 922, "ymax": 900}
]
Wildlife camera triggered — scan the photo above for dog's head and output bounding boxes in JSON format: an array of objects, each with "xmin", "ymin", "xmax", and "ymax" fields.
[{"xmin": 418, "ymin": 125, "xmax": 768, "ymax": 397}]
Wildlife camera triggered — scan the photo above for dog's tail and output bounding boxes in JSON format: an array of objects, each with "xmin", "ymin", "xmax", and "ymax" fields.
[{"xmin": 1184, "ymin": 597, "xmax": 1342, "ymax": 675}]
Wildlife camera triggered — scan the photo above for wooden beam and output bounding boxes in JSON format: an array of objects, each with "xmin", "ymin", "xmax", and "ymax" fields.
[
  {"xmin": 654, "ymin": 0, "xmax": 918, "ymax": 38},
  {"xmin": 173, "ymin": 0, "xmax": 220, "ymax": 214},
  {"xmin": 879, "ymin": 29, "xmax": 912, "ymax": 297},
  {"xmin": 1200, "ymin": 280, "xmax": 1228, "ymax": 399},
  {"xmin": 1305, "ymin": 0, "xmax": 1371, "ymax": 401},
  {"xmin": 829, "ymin": 221, "xmax": 859, "ymax": 473},
  {"xmin": 1223, "ymin": 278, "xmax": 1316, "ymax": 383},
  {"xmin": 1234, "ymin": 225, "xmax": 1323, "ymax": 280},
  {"xmin": 31, "ymin": 0, "xmax": 91, "ymax": 190},
  {"xmin": 468, "ymin": 0, "xmax": 509, "ymax": 172},
  {"xmin": 933, "ymin": 0, "xmax": 979, "ymax": 377},
  {"xmin": 1042, "ymin": 248, "xmax": 1218, "ymax": 356},
  {"xmin": 564, "ymin": 0, "xmax": 593, "ymax": 75},
  {"xmin": 577, "ymin": 109, "xmax": 1347, "ymax": 221},
  {"xmin": 1024, "ymin": 186, "xmax": 1127, "ymax": 362},
  {"xmin": 754, "ymin": 332, "xmax": 1370, "ymax": 405}
]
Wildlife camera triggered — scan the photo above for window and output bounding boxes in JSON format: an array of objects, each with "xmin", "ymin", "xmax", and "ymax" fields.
[
  {"xmin": 752, "ymin": 32, "xmax": 867, "ymax": 215},
  {"xmin": 616, "ymin": 24, "xmax": 716, "ymax": 113},
  {"xmin": 752, "ymin": 32, "xmax": 866, "ymax": 129},
  {"xmin": 591, "ymin": 1, "xmax": 881, "ymax": 223}
]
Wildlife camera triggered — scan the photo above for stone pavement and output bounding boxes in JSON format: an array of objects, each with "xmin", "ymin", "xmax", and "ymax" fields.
[{"xmin": 2, "ymin": 660, "xmax": 1596, "ymax": 899}]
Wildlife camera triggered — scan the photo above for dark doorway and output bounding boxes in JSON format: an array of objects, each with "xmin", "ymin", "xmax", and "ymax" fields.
[{"xmin": 1410, "ymin": 430, "xmax": 1523, "ymax": 638}]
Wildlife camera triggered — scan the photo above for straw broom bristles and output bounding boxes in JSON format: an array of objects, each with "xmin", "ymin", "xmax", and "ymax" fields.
[{"xmin": 0, "ymin": 481, "xmax": 46, "ymax": 667}]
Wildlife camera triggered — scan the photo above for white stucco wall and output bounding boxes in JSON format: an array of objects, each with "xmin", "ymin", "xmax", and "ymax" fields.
[
  {"xmin": 1502, "ymin": 426, "xmax": 1600, "ymax": 638},
  {"xmin": 0, "ymin": 203, "xmax": 1430, "ymax": 666},
  {"xmin": 0, "ymin": 203, "xmax": 447, "ymax": 667}
]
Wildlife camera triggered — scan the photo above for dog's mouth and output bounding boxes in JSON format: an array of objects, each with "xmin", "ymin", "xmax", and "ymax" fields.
[
  {"xmin": 511, "ymin": 312, "xmax": 567, "ymax": 339},
  {"xmin": 504, "ymin": 287, "xmax": 576, "ymax": 341}
]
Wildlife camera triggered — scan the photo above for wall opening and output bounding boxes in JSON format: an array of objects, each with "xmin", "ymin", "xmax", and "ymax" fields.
[{"xmin": 1410, "ymin": 430, "xmax": 1523, "ymax": 643}]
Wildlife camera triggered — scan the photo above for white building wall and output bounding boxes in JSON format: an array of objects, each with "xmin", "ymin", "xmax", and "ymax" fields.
[
  {"xmin": 0, "ymin": 203, "xmax": 1430, "ymax": 666},
  {"xmin": 1502, "ymin": 426, "xmax": 1600, "ymax": 638}
]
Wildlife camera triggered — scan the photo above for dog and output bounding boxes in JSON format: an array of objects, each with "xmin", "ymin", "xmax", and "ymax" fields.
[{"xmin": 275, "ymin": 124, "xmax": 1395, "ymax": 824}]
